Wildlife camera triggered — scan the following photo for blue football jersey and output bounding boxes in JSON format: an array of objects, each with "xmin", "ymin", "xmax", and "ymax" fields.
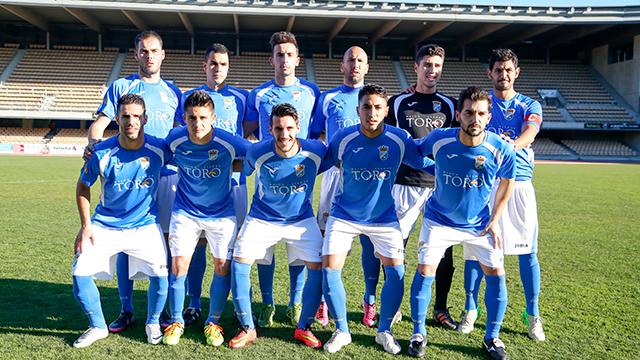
[
  {"xmin": 310, "ymin": 84, "xmax": 362, "ymax": 141},
  {"xmin": 166, "ymin": 127, "xmax": 250, "ymax": 219},
  {"xmin": 326, "ymin": 125, "xmax": 432, "ymax": 224},
  {"xmin": 487, "ymin": 91, "xmax": 542, "ymax": 181},
  {"xmin": 246, "ymin": 78, "xmax": 320, "ymax": 140},
  {"xmin": 244, "ymin": 138, "xmax": 327, "ymax": 223},
  {"xmin": 178, "ymin": 84, "xmax": 249, "ymax": 137},
  {"xmin": 80, "ymin": 135, "xmax": 171, "ymax": 229},
  {"xmin": 97, "ymin": 74, "xmax": 182, "ymax": 138},
  {"xmin": 419, "ymin": 128, "xmax": 516, "ymax": 231}
]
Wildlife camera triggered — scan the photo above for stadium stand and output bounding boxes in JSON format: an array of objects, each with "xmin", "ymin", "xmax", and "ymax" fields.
[
  {"xmin": 0, "ymin": 49, "xmax": 115, "ymax": 112},
  {"xmin": 561, "ymin": 139, "xmax": 638, "ymax": 157},
  {"xmin": 313, "ymin": 56, "xmax": 343, "ymax": 91},
  {"xmin": 541, "ymin": 106, "xmax": 565, "ymax": 122},
  {"xmin": 530, "ymin": 137, "xmax": 574, "ymax": 156},
  {"xmin": 0, "ymin": 46, "xmax": 18, "ymax": 73},
  {"xmin": 567, "ymin": 106, "xmax": 634, "ymax": 123},
  {"xmin": 365, "ymin": 58, "xmax": 402, "ymax": 95},
  {"xmin": 0, "ymin": 127, "xmax": 48, "ymax": 144},
  {"xmin": 47, "ymin": 128, "xmax": 117, "ymax": 144}
]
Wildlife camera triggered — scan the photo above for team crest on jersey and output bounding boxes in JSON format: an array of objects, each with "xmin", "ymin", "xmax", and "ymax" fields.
[
  {"xmin": 140, "ymin": 177, "xmax": 153, "ymax": 187},
  {"xmin": 139, "ymin": 156, "xmax": 150, "ymax": 169},
  {"xmin": 292, "ymin": 91, "xmax": 302, "ymax": 102},
  {"xmin": 160, "ymin": 91, "xmax": 169, "ymax": 104},
  {"xmin": 208, "ymin": 149, "xmax": 219, "ymax": 161},
  {"xmin": 504, "ymin": 108, "xmax": 515, "ymax": 120},
  {"xmin": 474, "ymin": 155, "xmax": 486, "ymax": 170},
  {"xmin": 378, "ymin": 145, "xmax": 389, "ymax": 160},
  {"xmin": 223, "ymin": 98, "xmax": 234, "ymax": 109},
  {"xmin": 295, "ymin": 164, "xmax": 305, "ymax": 177},
  {"xmin": 432, "ymin": 101, "xmax": 442, "ymax": 112}
]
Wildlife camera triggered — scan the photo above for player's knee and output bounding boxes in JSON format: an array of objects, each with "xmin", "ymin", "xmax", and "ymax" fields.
[
  {"xmin": 480, "ymin": 265, "xmax": 504, "ymax": 276},
  {"xmin": 172, "ymin": 256, "xmax": 190, "ymax": 276},
  {"xmin": 418, "ymin": 264, "xmax": 437, "ymax": 276},
  {"xmin": 214, "ymin": 259, "xmax": 231, "ymax": 276},
  {"xmin": 305, "ymin": 261, "xmax": 322, "ymax": 271}
]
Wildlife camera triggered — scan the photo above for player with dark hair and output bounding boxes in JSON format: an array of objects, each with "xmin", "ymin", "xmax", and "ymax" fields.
[
  {"xmin": 384, "ymin": 43, "xmax": 459, "ymax": 330},
  {"xmin": 161, "ymin": 90, "xmax": 249, "ymax": 346},
  {"xmin": 409, "ymin": 86, "xmax": 515, "ymax": 359},
  {"xmin": 460, "ymin": 48, "xmax": 546, "ymax": 343},
  {"xmin": 176, "ymin": 42, "xmax": 251, "ymax": 328},
  {"xmin": 309, "ymin": 45, "xmax": 370, "ymax": 327},
  {"xmin": 72, "ymin": 94, "xmax": 172, "ymax": 348},
  {"xmin": 86, "ymin": 30, "xmax": 181, "ymax": 333},
  {"xmin": 322, "ymin": 84, "xmax": 433, "ymax": 354},
  {"xmin": 244, "ymin": 31, "xmax": 321, "ymax": 328},
  {"xmin": 229, "ymin": 103, "xmax": 327, "ymax": 349}
]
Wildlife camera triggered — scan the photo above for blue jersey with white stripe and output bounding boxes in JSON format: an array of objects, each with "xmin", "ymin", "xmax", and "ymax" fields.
[
  {"xmin": 244, "ymin": 138, "xmax": 327, "ymax": 223},
  {"xmin": 80, "ymin": 135, "xmax": 171, "ymax": 229},
  {"xmin": 166, "ymin": 127, "xmax": 250, "ymax": 219},
  {"xmin": 246, "ymin": 78, "xmax": 320, "ymax": 140},
  {"xmin": 97, "ymin": 74, "xmax": 182, "ymax": 138},
  {"xmin": 326, "ymin": 125, "xmax": 432, "ymax": 224},
  {"xmin": 487, "ymin": 91, "xmax": 542, "ymax": 181},
  {"xmin": 178, "ymin": 84, "xmax": 249, "ymax": 136},
  {"xmin": 310, "ymin": 84, "xmax": 361, "ymax": 141},
  {"xmin": 419, "ymin": 128, "xmax": 516, "ymax": 230}
]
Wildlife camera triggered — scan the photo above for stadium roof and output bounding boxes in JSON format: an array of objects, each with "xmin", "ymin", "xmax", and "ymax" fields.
[{"xmin": 1, "ymin": 0, "xmax": 639, "ymax": 48}]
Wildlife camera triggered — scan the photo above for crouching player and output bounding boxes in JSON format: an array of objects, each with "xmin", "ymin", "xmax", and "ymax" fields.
[
  {"xmin": 230, "ymin": 103, "xmax": 327, "ymax": 349},
  {"xmin": 72, "ymin": 94, "xmax": 171, "ymax": 347},
  {"xmin": 408, "ymin": 87, "xmax": 515, "ymax": 359},
  {"xmin": 161, "ymin": 91, "xmax": 249, "ymax": 346}
]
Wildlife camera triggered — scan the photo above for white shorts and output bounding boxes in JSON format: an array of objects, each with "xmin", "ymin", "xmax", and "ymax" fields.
[
  {"xmin": 392, "ymin": 184, "xmax": 433, "ymax": 239},
  {"xmin": 234, "ymin": 216, "xmax": 323, "ymax": 265},
  {"xmin": 169, "ymin": 212, "xmax": 237, "ymax": 259},
  {"xmin": 322, "ymin": 216, "xmax": 405, "ymax": 260},
  {"xmin": 72, "ymin": 223, "xmax": 168, "ymax": 280},
  {"xmin": 491, "ymin": 180, "xmax": 539, "ymax": 255},
  {"xmin": 232, "ymin": 183, "xmax": 248, "ymax": 228},
  {"xmin": 418, "ymin": 217, "xmax": 503, "ymax": 268},
  {"xmin": 157, "ymin": 173, "xmax": 178, "ymax": 233},
  {"xmin": 317, "ymin": 166, "xmax": 341, "ymax": 231}
]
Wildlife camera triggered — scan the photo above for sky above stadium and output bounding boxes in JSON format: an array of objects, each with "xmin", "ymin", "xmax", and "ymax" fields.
[{"xmin": 412, "ymin": 0, "xmax": 636, "ymax": 6}]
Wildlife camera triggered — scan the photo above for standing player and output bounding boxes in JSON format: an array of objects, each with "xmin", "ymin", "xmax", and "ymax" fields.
[
  {"xmin": 244, "ymin": 31, "xmax": 321, "ymax": 327},
  {"xmin": 322, "ymin": 84, "xmax": 433, "ymax": 354},
  {"xmin": 459, "ymin": 49, "xmax": 545, "ymax": 342},
  {"xmin": 161, "ymin": 91, "xmax": 249, "ymax": 346},
  {"xmin": 385, "ymin": 44, "xmax": 458, "ymax": 330},
  {"xmin": 176, "ymin": 43, "xmax": 250, "ymax": 327},
  {"xmin": 87, "ymin": 30, "xmax": 181, "ymax": 333},
  {"xmin": 408, "ymin": 87, "xmax": 515, "ymax": 359},
  {"xmin": 72, "ymin": 94, "xmax": 171, "ymax": 348},
  {"xmin": 309, "ymin": 46, "xmax": 369, "ymax": 327},
  {"xmin": 229, "ymin": 103, "xmax": 327, "ymax": 349}
]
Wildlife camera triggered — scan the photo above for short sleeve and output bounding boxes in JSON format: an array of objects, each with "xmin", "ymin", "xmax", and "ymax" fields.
[
  {"xmin": 95, "ymin": 82, "xmax": 121, "ymax": 120},
  {"xmin": 80, "ymin": 154, "xmax": 100, "ymax": 187}
]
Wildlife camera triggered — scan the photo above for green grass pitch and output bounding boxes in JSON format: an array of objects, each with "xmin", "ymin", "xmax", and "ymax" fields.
[{"xmin": 0, "ymin": 155, "xmax": 638, "ymax": 359}]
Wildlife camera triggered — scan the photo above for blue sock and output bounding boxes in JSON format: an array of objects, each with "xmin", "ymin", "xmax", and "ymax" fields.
[
  {"xmin": 289, "ymin": 264, "xmax": 306, "ymax": 307},
  {"xmin": 257, "ymin": 257, "xmax": 275, "ymax": 305},
  {"xmin": 186, "ymin": 243, "xmax": 207, "ymax": 309},
  {"xmin": 484, "ymin": 274, "xmax": 507, "ymax": 340},
  {"xmin": 410, "ymin": 271, "xmax": 434, "ymax": 336},
  {"xmin": 464, "ymin": 260, "xmax": 484, "ymax": 311},
  {"xmin": 147, "ymin": 276, "xmax": 168, "ymax": 324},
  {"xmin": 360, "ymin": 235, "xmax": 380, "ymax": 305},
  {"xmin": 519, "ymin": 253, "xmax": 541, "ymax": 316},
  {"xmin": 116, "ymin": 252, "xmax": 134, "ymax": 313},
  {"xmin": 378, "ymin": 265, "xmax": 405, "ymax": 332},
  {"xmin": 168, "ymin": 273, "xmax": 186, "ymax": 323},
  {"xmin": 231, "ymin": 260, "xmax": 254, "ymax": 329},
  {"xmin": 72, "ymin": 275, "xmax": 106, "ymax": 329},
  {"xmin": 207, "ymin": 272, "xmax": 231, "ymax": 324},
  {"xmin": 297, "ymin": 269, "xmax": 323, "ymax": 329},
  {"xmin": 322, "ymin": 268, "xmax": 349, "ymax": 333}
]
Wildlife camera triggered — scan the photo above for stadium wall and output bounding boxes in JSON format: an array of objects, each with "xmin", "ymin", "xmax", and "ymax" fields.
[{"xmin": 592, "ymin": 35, "xmax": 640, "ymax": 112}]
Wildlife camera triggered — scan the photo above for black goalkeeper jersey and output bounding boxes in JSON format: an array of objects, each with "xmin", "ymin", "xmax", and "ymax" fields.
[{"xmin": 385, "ymin": 91, "xmax": 457, "ymax": 188}]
